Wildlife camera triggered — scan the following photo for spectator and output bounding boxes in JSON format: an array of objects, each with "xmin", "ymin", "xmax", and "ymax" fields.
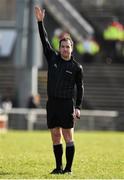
[{"xmin": 27, "ymin": 94, "xmax": 41, "ymax": 108}]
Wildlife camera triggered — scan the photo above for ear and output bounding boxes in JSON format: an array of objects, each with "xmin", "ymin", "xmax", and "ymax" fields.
[{"xmin": 71, "ymin": 45, "xmax": 73, "ymax": 52}]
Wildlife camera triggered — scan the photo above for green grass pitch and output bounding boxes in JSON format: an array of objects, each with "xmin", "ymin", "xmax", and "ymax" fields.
[{"xmin": 0, "ymin": 130, "xmax": 124, "ymax": 179}]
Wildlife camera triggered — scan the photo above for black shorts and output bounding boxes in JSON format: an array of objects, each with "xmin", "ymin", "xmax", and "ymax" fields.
[{"xmin": 46, "ymin": 98, "xmax": 74, "ymax": 129}]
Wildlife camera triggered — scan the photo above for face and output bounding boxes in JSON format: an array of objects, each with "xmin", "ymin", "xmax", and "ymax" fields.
[{"xmin": 59, "ymin": 39, "xmax": 73, "ymax": 60}]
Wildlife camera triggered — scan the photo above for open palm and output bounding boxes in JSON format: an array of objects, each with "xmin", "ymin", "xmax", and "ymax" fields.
[{"xmin": 34, "ymin": 6, "xmax": 45, "ymax": 21}]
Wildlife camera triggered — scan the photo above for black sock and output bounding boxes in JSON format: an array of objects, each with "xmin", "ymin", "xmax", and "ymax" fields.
[
  {"xmin": 65, "ymin": 142, "xmax": 75, "ymax": 171},
  {"xmin": 53, "ymin": 144, "xmax": 63, "ymax": 170}
]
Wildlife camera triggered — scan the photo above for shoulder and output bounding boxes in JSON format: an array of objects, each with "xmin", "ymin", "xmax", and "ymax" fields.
[
  {"xmin": 72, "ymin": 59, "xmax": 83, "ymax": 71},
  {"xmin": 49, "ymin": 51, "xmax": 58, "ymax": 63}
]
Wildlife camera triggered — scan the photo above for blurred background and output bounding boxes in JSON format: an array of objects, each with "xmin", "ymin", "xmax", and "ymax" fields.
[{"xmin": 0, "ymin": 0, "xmax": 124, "ymax": 131}]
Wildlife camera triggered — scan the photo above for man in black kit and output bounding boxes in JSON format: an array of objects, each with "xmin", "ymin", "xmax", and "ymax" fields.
[{"xmin": 35, "ymin": 6, "xmax": 84, "ymax": 174}]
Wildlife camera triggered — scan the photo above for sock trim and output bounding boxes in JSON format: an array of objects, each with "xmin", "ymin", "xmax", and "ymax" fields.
[{"xmin": 66, "ymin": 141, "xmax": 74, "ymax": 147}]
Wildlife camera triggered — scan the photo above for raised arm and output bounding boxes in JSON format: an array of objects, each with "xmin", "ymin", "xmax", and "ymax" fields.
[{"xmin": 34, "ymin": 6, "xmax": 54, "ymax": 61}]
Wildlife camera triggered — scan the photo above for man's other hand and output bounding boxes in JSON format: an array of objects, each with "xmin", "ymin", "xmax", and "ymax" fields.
[{"xmin": 73, "ymin": 108, "xmax": 80, "ymax": 120}]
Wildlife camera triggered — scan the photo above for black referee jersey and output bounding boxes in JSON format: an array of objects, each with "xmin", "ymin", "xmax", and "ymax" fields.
[{"xmin": 38, "ymin": 21, "xmax": 84, "ymax": 109}]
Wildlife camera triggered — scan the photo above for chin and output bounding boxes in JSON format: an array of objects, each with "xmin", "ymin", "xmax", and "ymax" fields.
[{"xmin": 61, "ymin": 54, "xmax": 71, "ymax": 60}]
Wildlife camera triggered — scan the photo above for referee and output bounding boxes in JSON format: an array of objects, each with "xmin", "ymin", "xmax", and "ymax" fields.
[{"xmin": 35, "ymin": 6, "xmax": 84, "ymax": 174}]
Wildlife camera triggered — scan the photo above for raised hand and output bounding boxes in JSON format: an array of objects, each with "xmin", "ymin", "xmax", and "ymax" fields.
[{"xmin": 34, "ymin": 6, "xmax": 45, "ymax": 22}]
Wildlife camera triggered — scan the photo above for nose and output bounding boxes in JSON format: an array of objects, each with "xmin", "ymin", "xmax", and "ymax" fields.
[{"xmin": 63, "ymin": 47, "xmax": 67, "ymax": 51}]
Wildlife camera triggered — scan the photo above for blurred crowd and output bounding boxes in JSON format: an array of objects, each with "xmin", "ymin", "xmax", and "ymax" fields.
[
  {"xmin": 0, "ymin": 92, "xmax": 42, "ymax": 110},
  {"xmin": 51, "ymin": 18, "xmax": 124, "ymax": 64}
]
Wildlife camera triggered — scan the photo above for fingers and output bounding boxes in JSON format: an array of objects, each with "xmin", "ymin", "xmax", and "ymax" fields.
[
  {"xmin": 76, "ymin": 115, "xmax": 80, "ymax": 119},
  {"xmin": 34, "ymin": 6, "xmax": 45, "ymax": 14},
  {"xmin": 35, "ymin": 6, "xmax": 40, "ymax": 11},
  {"xmin": 42, "ymin": 9, "xmax": 45, "ymax": 19},
  {"xmin": 34, "ymin": 6, "xmax": 45, "ymax": 21},
  {"xmin": 72, "ymin": 112, "xmax": 76, "ymax": 119},
  {"xmin": 35, "ymin": 6, "xmax": 41, "ymax": 15},
  {"xmin": 73, "ymin": 108, "xmax": 80, "ymax": 120},
  {"xmin": 43, "ymin": 9, "xmax": 45, "ymax": 15},
  {"xmin": 72, "ymin": 109, "xmax": 76, "ymax": 119}
]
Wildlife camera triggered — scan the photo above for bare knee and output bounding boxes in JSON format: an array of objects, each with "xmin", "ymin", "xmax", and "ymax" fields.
[
  {"xmin": 50, "ymin": 128, "xmax": 62, "ymax": 145},
  {"xmin": 62, "ymin": 128, "xmax": 74, "ymax": 143}
]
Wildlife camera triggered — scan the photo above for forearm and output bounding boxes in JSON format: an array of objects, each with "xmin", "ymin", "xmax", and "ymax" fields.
[
  {"xmin": 38, "ymin": 21, "xmax": 52, "ymax": 53},
  {"xmin": 75, "ymin": 84, "xmax": 84, "ymax": 109}
]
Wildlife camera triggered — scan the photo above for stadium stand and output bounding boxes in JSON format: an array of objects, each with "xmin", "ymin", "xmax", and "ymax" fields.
[
  {"xmin": 44, "ymin": 0, "xmax": 94, "ymax": 41},
  {"xmin": 83, "ymin": 64, "xmax": 124, "ymax": 111},
  {"xmin": 68, "ymin": 0, "xmax": 124, "ymax": 32},
  {"xmin": 68, "ymin": 0, "xmax": 124, "ymax": 62},
  {"xmin": 0, "ymin": 61, "xmax": 16, "ymax": 100},
  {"xmin": 38, "ymin": 65, "xmax": 124, "ymax": 113}
]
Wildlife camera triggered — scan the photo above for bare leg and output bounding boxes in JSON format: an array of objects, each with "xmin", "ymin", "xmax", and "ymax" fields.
[
  {"xmin": 50, "ymin": 128, "xmax": 63, "ymax": 172},
  {"xmin": 62, "ymin": 128, "xmax": 75, "ymax": 173},
  {"xmin": 50, "ymin": 127, "xmax": 62, "ymax": 145}
]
